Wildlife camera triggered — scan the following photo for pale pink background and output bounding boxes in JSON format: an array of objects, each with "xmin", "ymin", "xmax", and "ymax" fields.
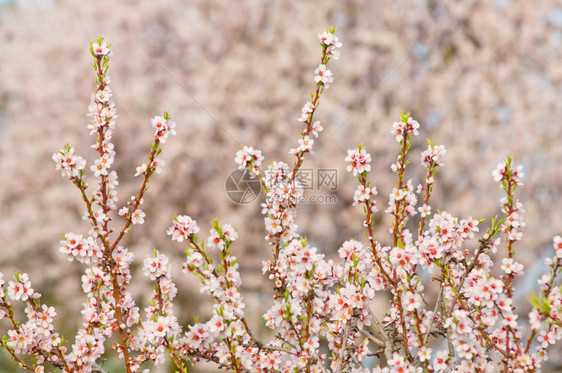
[{"xmin": 1, "ymin": 0, "xmax": 561, "ymax": 371}]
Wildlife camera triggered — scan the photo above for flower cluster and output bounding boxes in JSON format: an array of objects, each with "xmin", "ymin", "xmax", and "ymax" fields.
[
  {"xmin": 318, "ymin": 30, "xmax": 342, "ymax": 60},
  {"xmin": 131, "ymin": 251, "xmax": 181, "ymax": 368},
  {"xmin": 352, "ymin": 183, "xmax": 377, "ymax": 207},
  {"xmin": 345, "ymin": 145, "xmax": 372, "ymax": 176},
  {"xmin": 6, "ymin": 273, "xmax": 36, "ymax": 302},
  {"xmin": 59, "ymin": 233, "xmax": 103, "ymax": 264},
  {"xmin": 339, "ymin": 112, "xmax": 561, "ymax": 371},
  {"xmin": 420, "ymin": 143, "xmax": 446, "ymax": 168},
  {"xmin": 0, "ymin": 273, "xmax": 65, "ymax": 372},
  {"xmin": 391, "ymin": 114, "xmax": 420, "ymax": 143},
  {"xmin": 0, "ymin": 36, "xmax": 179, "ymax": 373},
  {"xmin": 314, "ymin": 64, "xmax": 333, "ymax": 86},
  {"xmin": 261, "ymin": 161, "xmax": 301, "ymax": 243},
  {"xmin": 151, "ymin": 115, "xmax": 176, "ymax": 144},
  {"xmin": 52, "ymin": 145, "xmax": 86, "ymax": 178},
  {"xmin": 167, "ymin": 215, "xmax": 200, "ymax": 242},
  {"xmin": 91, "ymin": 41, "xmax": 111, "ymax": 57},
  {"xmin": 234, "ymin": 145, "xmax": 264, "ymax": 176},
  {"xmin": 171, "ymin": 219, "xmax": 261, "ymax": 370}
]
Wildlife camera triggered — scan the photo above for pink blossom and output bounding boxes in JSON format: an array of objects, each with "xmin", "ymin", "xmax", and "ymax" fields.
[
  {"xmin": 52, "ymin": 146, "xmax": 86, "ymax": 178},
  {"xmin": 91, "ymin": 42, "xmax": 110, "ymax": 56},
  {"xmin": 310, "ymin": 120, "xmax": 323, "ymax": 137},
  {"xmin": 143, "ymin": 252, "xmax": 170, "ymax": 280},
  {"xmin": 131, "ymin": 209, "xmax": 145, "ymax": 225},
  {"xmin": 7, "ymin": 273, "xmax": 34, "ymax": 301},
  {"xmin": 234, "ymin": 145, "xmax": 264, "ymax": 175},
  {"xmin": 554, "ymin": 235, "xmax": 562, "ymax": 258},
  {"xmin": 297, "ymin": 135, "xmax": 313, "ymax": 152},
  {"xmin": 151, "ymin": 115, "xmax": 176, "ymax": 143},
  {"xmin": 167, "ymin": 215, "xmax": 200, "ymax": 242},
  {"xmin": 418, "ymin": 203, "xmax": 431, "ymax": 217},
  {"xmin": 314, "ymin": 64, "xmax": 333, "ymax": 85},
  {"xmin": 345, "ymin": 147, "xmax": 371, "ymax": 176}
]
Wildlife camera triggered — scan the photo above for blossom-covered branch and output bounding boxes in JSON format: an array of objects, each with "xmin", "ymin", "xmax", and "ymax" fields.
[{"xmin": 1, "ymin": 28, "xmax": 561, "ymax": 373}]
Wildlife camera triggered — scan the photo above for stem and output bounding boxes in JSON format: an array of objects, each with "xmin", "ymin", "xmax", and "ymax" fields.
[
  {"xmin": 334, "ymin": 321, "xmax": 352, "ymax": 372},
  {"xmin": 112, "ymin": 140, "xmax": 161, "ymax": 251},
  {"xmin": 267, "ymin": 43, "xmax": 330, "ymax": 269},
  {"xmin": 393, "ymin": 126, "xmax": 410, "ymax": 247},
  {"xmin": 368, "ymin": 309, "xmax": 389, "ymax": 341},
  {"xmin": 109, "ymin": 270, "xmax": 133, "ymax": 373},
  {"xmin": 0, "ymin": 341, "xmax": 35, "ymax": 371},
  {"xmin": 423, "ymin": 288, "xmax": 442, "ymax": 345}
]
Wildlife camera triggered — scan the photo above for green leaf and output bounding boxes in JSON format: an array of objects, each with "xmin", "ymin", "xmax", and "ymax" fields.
[
  {"xmin": 399, "ymin": 110, "xmax": 411, "ymax": 123},
  {"xmin": 211, "ymin": 219, "xmax": 221, "ymax": 233}
]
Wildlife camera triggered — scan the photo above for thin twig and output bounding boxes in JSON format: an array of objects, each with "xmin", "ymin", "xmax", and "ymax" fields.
[
  {"xmin": 369, "ymin": 309, "xmax": 389, "ymax": 341},
  {"xmin": 423, "ymin": 288, "xmax": 442, "ymax": 345},
  {"xmin": 363, "ymin": 329, "xmax": 386, "ymax": 347},
  {"xmin": 335, "ymin": 321, "xmax": 352, "ymax": 373}
]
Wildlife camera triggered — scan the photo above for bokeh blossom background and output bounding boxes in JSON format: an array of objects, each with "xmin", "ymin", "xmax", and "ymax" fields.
[{"xmin": 1, "ymin": 0, "xmax": 561, "ymax": 371}]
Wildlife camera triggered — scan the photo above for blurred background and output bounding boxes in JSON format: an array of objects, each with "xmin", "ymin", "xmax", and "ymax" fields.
[{"xmin": 1, "ymin": 0, "xmax": 561, "ymax": 371}]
